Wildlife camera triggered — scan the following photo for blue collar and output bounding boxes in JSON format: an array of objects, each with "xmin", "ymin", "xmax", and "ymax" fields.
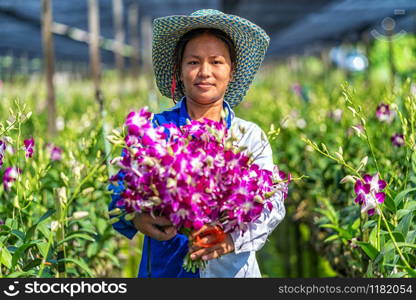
[{"xmin": 175, "ymin": 96, "xmax": 234, "ymax": 129}]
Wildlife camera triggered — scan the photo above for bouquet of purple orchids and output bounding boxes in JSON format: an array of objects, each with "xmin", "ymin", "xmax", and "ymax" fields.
[{"xmin": 108, "ymin": 107, "xmax": 289, "ymax": 272}]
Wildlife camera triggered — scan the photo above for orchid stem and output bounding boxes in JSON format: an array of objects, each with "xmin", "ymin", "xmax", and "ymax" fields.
[{"xmin": 379, "ymin": 209, "xmax": 411, "ymax": 270}]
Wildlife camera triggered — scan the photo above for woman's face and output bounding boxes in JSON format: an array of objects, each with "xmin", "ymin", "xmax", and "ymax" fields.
[{"xmin": 180, "ymin": 33, "xmax": 233, "ymax": 105}]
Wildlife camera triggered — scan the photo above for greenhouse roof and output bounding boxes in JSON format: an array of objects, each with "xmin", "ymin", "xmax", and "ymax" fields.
[{"xmin": 0, "ymin": 0, "xmax": 415, "ymax": 65}]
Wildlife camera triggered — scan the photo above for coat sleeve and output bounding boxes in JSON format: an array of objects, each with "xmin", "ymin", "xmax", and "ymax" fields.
[
  {"xmin": 230, "ymin": 124, "xmax": 286, "ymax": 254},
  {"xmin": 108, "ymin": 169, "xmax": 138, "ymax": 240}
]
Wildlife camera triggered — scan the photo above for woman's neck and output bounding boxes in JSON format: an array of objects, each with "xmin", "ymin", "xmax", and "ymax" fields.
[{"xmin": 185, "ymin": 97, "xmax": 224, "ymax": 122}]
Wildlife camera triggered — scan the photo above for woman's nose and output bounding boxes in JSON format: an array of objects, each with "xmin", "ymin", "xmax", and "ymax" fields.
[{"xmin": 198, "ymin": 61, "xmax": 211, "ymax": 78}]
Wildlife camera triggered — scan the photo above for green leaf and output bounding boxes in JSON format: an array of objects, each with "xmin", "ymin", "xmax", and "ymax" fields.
[
  {"xmin": 391, "ymin": 231, "xmax": 406, "ymax": 243},
  {"xmin": 11, "ymin": 241, "xmax": 39, "ymax": 270},
  {"xmin": 320, "ymin": 224, "xmax": 352, "ymax": 240},
  {"xmin": 396, "ymin": 213, "xmax": 413, "ymax": 237},
  {"xmin": 396, "ymin": 243, "xmax": 416, "ymax": 249},
  {"xmin": 362, "ymin": 220, "xmax": 377, "ymax": 230},
  {"xmin": 384, "ymin": 195, "xmax": 397, "ymax": 213},
  {"xmin": 10, "ymin": 230, "xmax": 25, "ymax": 241},
  {"xmin": 394, "ymin": 187, "xmax": 416, "ymax": 207},
  {"xmin": 37, "ymin": 222, "xmax": 51, "ymax": 240},
  {"xmin": 351, "ymin": 218, "xmax": 360, "ymax": 231},
  {"xmin": 87, "ymin": 243, "xmax": 98, "ymax": 257},
  {"xmin": 323, "ymin": 234, "xmax": 339, "ymax": 243},
  {"xmin": 58, "ymin": 258, "xmax": 94, "ymax": 277},
  {"xmin": 37, "ymin": 242, "xmax": 50, "ymax": 258},
  {"xmin": 22, "ymin": 259, "xmax": 43, "ymax": 271},
  {"xmin": 357, "ymin": 241, "xmax": 379, "ymax": 260},
  {"xmin": 406, "ymin": 268, "xmax": 416, "ymax": 278},
  {"xmin": 369, "ymin": 227, "xmax": 379, "ymax": 249},
  {"xmin": 5, "ymin": 270, "xmax": 37, "ymax": 278},
  {"xmin": 56, "ymin": 233, "xmax": 95, "ymax": 247},
  {"xmin": 25, "ymin": 209, "xmax": 56, "ymax": 243},
  {"xmin": 406, "ymin": 230, "xmax": 416, "ymax": 244},
  {"xmin": 0, "ymin": 246, "xmax": 12, "ymax": 269},
  {"xmin": 36, "ymin": 209, "xmax": 56, "ymax": 225}
]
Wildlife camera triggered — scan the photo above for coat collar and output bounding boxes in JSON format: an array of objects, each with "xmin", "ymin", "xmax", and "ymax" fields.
[{"xmin": 173, "ymin": 96, "xmax": 234, "ymax": 129}]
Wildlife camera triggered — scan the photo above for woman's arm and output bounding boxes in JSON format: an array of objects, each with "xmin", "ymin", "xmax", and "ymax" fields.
[
  {"xmin": 230, "ymin": 124, "xmax": 286, "ymax": 254},
  {"xmin": 108, "ymin": 171, "xmax": 138, "ymax": 240}
]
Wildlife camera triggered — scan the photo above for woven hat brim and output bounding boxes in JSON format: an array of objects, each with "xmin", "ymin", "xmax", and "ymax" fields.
[{"xmin": 152, "ymin": 13, "xmax": 270, "ymax": 108}]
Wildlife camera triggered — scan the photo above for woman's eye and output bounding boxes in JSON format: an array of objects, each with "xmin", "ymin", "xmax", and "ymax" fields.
[
  {"xmin": 213, "ymin": 60, "xmax": 222, "ymax": 64},
  {"xmin": 188, "ymin": 61, "xmax": 198, "ymax": 65}
]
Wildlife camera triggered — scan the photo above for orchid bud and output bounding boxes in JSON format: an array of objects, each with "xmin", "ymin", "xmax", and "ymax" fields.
[
  {"xmin": 109, "ymin": 217, "xmax": 120, "ymax": 224},
  {"xmin": 81, "ymin": 187, "xmax": 94, "ymax": 196},
  {"xmin": 143, "ymin": 157, "xmax": 155, "ymax": 167},
  {"xmin": 254, "ymin": 195, "xmax": 264, "ymax": 204},
  {"xmin": 359, "ymin": 156, "xmax": 368, "ymax": 167},
  {"xmin": 51, "ymin": 221, "xmax": 59, "ymax": 232},
  {"xmin": 72, "ymin": 211, "xmax": 89, "ymax": 220},
  {"xmin": 125, "ymin": 212, "xmax": 136, "ymax": 221},
  {"xmin": 340, "ymin": 175, "xmax": 355, "ymax": 184},
  {"xmin": 108, "ymin": 208, "xmax": 122, "ymax": 216},
  {"xmin": 149, "ymin": 196, "xmax": 162, "ymax": 205},
  {"xmin": 334, "ymin": 152, "xmax": 344, "ymax": 162}
]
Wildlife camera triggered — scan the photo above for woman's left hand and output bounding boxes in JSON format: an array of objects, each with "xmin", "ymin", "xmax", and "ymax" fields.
[{"xmin": 188, "ymin": 225, "xmax": 235, "ymax": 261}]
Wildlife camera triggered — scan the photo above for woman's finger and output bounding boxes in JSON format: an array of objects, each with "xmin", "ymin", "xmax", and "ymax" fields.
[
  {"xmin": 192, "ymin": 233, "xmax": 217, "ymax": 247},
  {"xmin": 190, "ymin": 225, "xmax": 210, "ymax": 239},
  {"xmin": 153, "ymin": 215, "xmax": 173, "ymax": 226},
  {"xmin": 190, "ymin": 244, "xmax": 221, "ymax": 260},
  {"xmin": 201, "ymin": 247, "xmax": 225, "ymax": 261}
]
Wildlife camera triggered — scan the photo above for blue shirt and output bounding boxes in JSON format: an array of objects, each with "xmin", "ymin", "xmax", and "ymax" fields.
[{"xmin": 108, "ymin": 97, "xmax": 234, "ymax": 278}]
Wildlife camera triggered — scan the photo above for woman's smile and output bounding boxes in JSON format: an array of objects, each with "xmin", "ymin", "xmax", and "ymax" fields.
[{"xmin": 194, "ymin": 82, "xmax": 215, "ymax": 90}]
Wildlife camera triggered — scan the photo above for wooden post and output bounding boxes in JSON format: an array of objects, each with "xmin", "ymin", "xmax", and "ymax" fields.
[
  {"xmin": 89, "ymin": 0, "xmax": 114, "ymax": 177},
  {"xmin": 113, "ymin": 0, "xmax": 125, "ymax": 78},
  {"xmin": 141, "ymin": 15, "xmax": 152, "ymax": 75},
  {"xmin": 384, "ymin": 17, "xmax": 396, "ymax": 89},
  {"xmin": 88, "ymin": 0, "xmax": 103, "ymax": 110},
  {"xmin": 129, "ymin": 2, "xmax": 140, "ymax": 78},
  {"xmin": 41, "ymin": 0, "xmax": 57, "ymax": 137}
]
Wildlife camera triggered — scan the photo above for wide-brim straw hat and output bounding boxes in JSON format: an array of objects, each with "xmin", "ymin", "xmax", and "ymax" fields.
[{"xmin": 152, "ymin": 9, "xmax": 270, "ymax": 108}]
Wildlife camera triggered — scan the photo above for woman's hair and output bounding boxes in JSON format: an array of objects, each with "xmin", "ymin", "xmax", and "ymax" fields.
[{"xmin": 172, "ymin": 28, "xmax": 237, "ymax": 94}]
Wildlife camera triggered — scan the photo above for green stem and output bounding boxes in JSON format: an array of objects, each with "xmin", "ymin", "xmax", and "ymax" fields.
[
  {"xmin": 364, "ymin": 128, "xmax": 381, "ymax": 176},
  {"xmin": 380, "ymin": 210, "xmax": 411, "ymax": 270},
  {"xmin": 376, "ymin": 214, "xmax": 381, "ymax": 251},
  {"xmin": 37, "ymin": 229, "xmax": 54, "ymax": 278}
]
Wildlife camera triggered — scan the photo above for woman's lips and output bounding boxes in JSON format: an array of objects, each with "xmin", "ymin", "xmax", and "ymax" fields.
[{"xmin": 195, "ymin": 83, "xmax": 214, "ymax": 89}]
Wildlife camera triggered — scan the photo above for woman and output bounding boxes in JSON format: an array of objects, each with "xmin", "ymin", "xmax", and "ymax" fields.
[{"xmin": 108, "ymin": 9, "xmax": 286, "ymax": 278}]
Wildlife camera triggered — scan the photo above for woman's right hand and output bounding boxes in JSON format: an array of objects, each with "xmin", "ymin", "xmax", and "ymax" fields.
[{"xmin": 132, "ymin": 213, "xmax": 177, "ymax": 241}]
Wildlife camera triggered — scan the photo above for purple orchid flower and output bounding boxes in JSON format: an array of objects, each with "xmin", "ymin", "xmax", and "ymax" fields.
[
  {"xmin": 3, "ymin": 167, "xmax": 21, "ymax": 191},
  {"xmin": 23, "ymin": 138, "xmax": 35, "ymax": 158},
  {"xmin": 0, "ymin": 140, "xmax": 5, "ymax": 169},
  {"xmin": 46, "ymin": 143, "xmax": 63, "ymax": 161},
  {"xmin": 354, "ymin": 173, "xmax": 386, "ymax": 216},
  {"xmin": 376, "ymin": 103, "xmax": 395, "ymax": 123},
  {"xmin": 391, "ymin": 133, "xmax": 405, "ymax": 147}
]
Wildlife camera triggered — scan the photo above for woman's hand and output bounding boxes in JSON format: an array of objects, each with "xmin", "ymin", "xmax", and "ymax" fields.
[
  {"xmin": 188, "ymin": 225, "xmax": 234, "ymax": 261},
  {"xmin": 132, "ymin": 212, "xmax": 177, "ymax": 241}
]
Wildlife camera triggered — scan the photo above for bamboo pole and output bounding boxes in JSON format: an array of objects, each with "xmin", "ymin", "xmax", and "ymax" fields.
[
  {"xmin": 88, "ymin": 0, "xmax": 103, "ymax": 109},
  {"xmin": 88, "ymin": 0, "xmax": 113, "ymax": 177},
  {"xmin": 113, "ymin": 0, "xmax": 125, "ymax": 79},
  {"xmin": 141, "ymin": 15, "xmax": 152, "ymax": 75},
  {"xmin": 41, "ymin": 0, "xmax": 57, "ymax": 137},
  {"xmin": 128, "ymin": 2, "xmax": 140, "ymax": 78}
]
